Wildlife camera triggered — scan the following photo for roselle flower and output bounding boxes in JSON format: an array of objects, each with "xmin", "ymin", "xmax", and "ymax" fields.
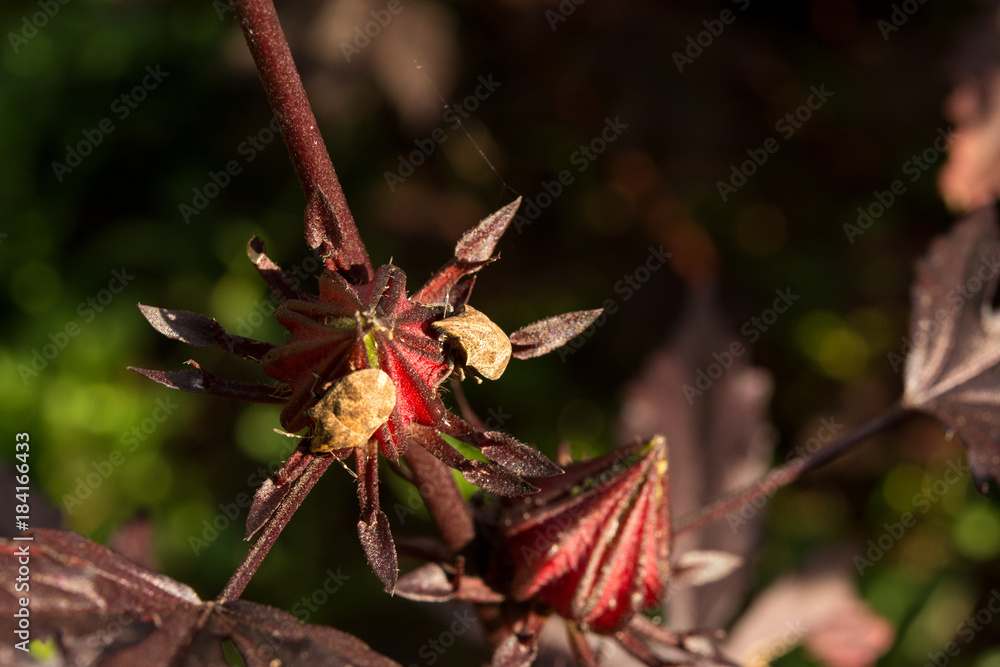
[
  {"xmin": 130, "ymin": 197, "xmax": 602, "ymax": 592},
  {"xmin": 397, "ymin": 437, "xmax": 741, "ymax": 665}
]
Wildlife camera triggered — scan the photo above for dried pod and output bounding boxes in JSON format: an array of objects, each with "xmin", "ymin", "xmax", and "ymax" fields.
[
  {"xmin": 308, "ymin": 369, "xmax": 396, "ymax": 453},
  {"xmin": 431, "ymin": 306, "xmax": 512, "ymax": 381}
]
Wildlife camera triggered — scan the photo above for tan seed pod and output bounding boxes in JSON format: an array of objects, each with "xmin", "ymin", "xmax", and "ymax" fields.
[
  {"xmin": 432, "ymin": 305, "xmax": 512, "ymax": 381},
  {"xmin": 308, "ymin": 369, "xmax": 396, "ymax": 453}
]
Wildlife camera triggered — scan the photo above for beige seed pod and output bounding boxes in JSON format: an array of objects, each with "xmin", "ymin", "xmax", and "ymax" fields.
[
  {"xmin": 308, "ymin": 369, "xmax": 396, "ymax": 453},
  {"xmin": 432, "ymin": 305, "xmax": 512, "ymax": 381}
]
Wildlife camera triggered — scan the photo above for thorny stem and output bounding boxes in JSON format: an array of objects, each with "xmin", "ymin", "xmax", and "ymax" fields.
[
  {"xmin": 674, "ymin": 402, "xmax": 909, "ymax": 537},
  {"xmin": 403, "ymin": 443, "xmax": 476, "ymax": 553},
  {"xmin": 229, "ymin": 0, "xmax": 373, "ymax": 281},
  {"xmin": 217, "ymin": 455, "xmax": 334, "ymax": 603}
]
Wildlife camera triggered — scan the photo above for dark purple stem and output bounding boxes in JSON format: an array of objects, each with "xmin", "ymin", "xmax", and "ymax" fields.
[
  {"xmin": 404, "ymin": 442, "xmax": 476, "ymax": 553},
  {"xmin": 229, "ymin": 0, "xmax": 373, "ymax": 281},
  {"xmin": 217, "ymin": 456, "xmax": 334, "ymax": 603},
  {"xmin": 674, "ymin": 403, "xmax": 908, "ymax": 537}
]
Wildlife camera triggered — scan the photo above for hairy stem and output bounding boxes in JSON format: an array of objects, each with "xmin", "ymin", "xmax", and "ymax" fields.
[
  {"xmin": 217, "ymin": 456, "xmax": 333, "ymax": 603},
  {"xmin": 403, "ymin": 443, "xmax": 476, "ymax": 553},
  {"xmin": 229, "ymin": 0, "xmax": 372, "ymax": 280},
  {"xmin": 674, "ymin": 403, "xmax": 909, "ymax": 537}
]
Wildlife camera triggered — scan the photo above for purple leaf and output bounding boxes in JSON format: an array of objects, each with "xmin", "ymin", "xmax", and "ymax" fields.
[
  {"xmin": 474, "ymin": 431, "xmax": 563, "ymax": 478},
  {"xmin": 461, "ymin": 461, "xmax": 540, "ymax": 497},
  {"xmin": 454, "ymin": 198, "xmax": 521, "ymax": 262},
  {"xmin": 410, "ymin": 200, "xmax": 521, "ymax": 305},
  {"xmin": 128, "ymin": 363, "xmax": 286, "ymax": 403},
  {"xmin": 395, "ymin": 563, "xmax": 456, "ymax": 602},
  {"xmin": 137, "ymin": 304, "xmax": 274, "ymax": 360},
  {"xmin": 247, "ymin": 235, "xmax": 308, "ymax": 302},
  {"xmin": 902, "ymin": 206, "xmax": 1000, "ymax": 493},
  {"xmin": 409, "ymin": 425, "xmax": 541, "ymax": 496},
  {"xmin": 509, "ymin": 309, "xmax": 603, "ymax": 359},
  {"xmin": 0, "ymin": 530, "xmax": 399, "ymax": 666},
  {"xmin": 358, "ymin": 510, "xmax": 398, "ymax": 595},
  {"xmin": 356, "ymin": 444, "xmax": 398, "ymax": 593}
]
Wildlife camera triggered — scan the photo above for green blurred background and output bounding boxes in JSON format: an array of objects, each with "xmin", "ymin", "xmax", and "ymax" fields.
[{"xmin": 2, "ymin": 0, "xmax": 1000, "ymax": 664}]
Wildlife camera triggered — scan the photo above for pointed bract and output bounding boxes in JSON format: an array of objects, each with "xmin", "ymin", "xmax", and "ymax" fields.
[{"xmin": 510, "ymin": 309, "xmax": 604, "ymax": 359}]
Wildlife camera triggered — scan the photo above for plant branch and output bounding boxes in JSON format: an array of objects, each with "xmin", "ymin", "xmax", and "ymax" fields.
[
  {"xmin": 403, "ymin": 443, "xmax": 476, "ymax": 553},
  {"xmin": 229, "ymin": 0, "xmax": 373, "ymax": 281},
  {"xmin": 674, "ymin": 402, "xmax": 909, "ymax": 537},
  {"xmin": 217, "ymin": 455, "xmax": 334, "ymax": 603}
]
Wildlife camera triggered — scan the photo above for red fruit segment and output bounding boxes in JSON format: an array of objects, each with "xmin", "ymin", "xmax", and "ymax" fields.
[{"xmin": 502, "ymin": 437, "xmax": 670, "ymax": 632}]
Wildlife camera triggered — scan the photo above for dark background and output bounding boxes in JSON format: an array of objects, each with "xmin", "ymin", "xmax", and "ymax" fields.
[{"xmin": 3, "ymin": 0, "xmax": 1000, "ymax": 665}]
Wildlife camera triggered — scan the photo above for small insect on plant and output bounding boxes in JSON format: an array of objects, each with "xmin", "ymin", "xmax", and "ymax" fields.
[
  {"xmin": 432, "ymin": 305, "xmax": 512, "ymax": 382},
  {"xmin": 308, "ymin": 368, "xmax": 396, "ymax": 453}
]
